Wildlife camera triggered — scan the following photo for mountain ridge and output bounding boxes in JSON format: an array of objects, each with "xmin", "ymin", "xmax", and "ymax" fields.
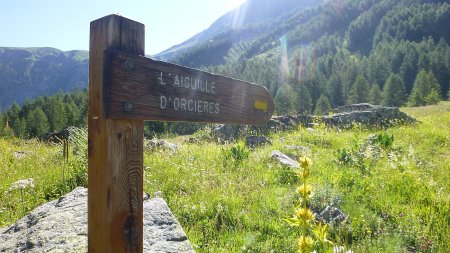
[
  {"xmin": 0, "ymin": 0, "xmax": 449, "ymax": 112},
  {"xmin": 0, "ymin": 47, "xmax": 88, "ymax": 110},
  {"xmin": 155, "ymin": 0, "xmax": 324, "ymax": 61}
]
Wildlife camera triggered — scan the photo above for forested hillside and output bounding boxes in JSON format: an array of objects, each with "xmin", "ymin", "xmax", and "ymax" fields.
[
  {"xmin": 166, "ymin": 0, "xmax": 450, "ymax": 114},
  {"xmin": 1, "ymin": 0, "xmax": 450, "ymax": 138},
  {"xmin": 0, "ymin": 91, "xmax": 87, "ymax": 138},
  {"xmin": 0, "ymin": 90, "xmax": 202, "ymax": 138}
]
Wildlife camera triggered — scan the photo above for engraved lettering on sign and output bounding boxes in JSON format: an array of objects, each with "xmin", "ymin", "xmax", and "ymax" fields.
[
  {"xmin": 158, "ymin": 72, "xmax": 216, "ymax": 93},
  {"xmin": 158, "ymin": 71, "xmax": 220, "ymax": 114},
  {"xmin": 160, "ymin": 96, "xmax": 167, "ymax": 109},
  {"xmin": 159, "ymin": 96, "xmax": 219, "ymax": 114}
]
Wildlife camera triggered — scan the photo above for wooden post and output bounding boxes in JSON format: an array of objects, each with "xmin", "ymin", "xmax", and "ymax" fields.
[{"xmin": 88, "ymin": 15, "xmax": 145, "ymax": 252}]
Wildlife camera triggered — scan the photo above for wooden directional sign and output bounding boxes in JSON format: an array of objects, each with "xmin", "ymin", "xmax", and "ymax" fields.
[
  {"xmin": 103, "ymin": 51, "xmax": 274, "ymax": 125},
  {"xmin": 89, "ymin": 14, "xmax": 275, "ymax": 253}
]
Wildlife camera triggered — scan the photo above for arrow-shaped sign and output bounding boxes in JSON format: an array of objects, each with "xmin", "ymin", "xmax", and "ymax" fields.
[{"xmin": 103, "ymin": 51, "xmax": 274, "ymax": 125}]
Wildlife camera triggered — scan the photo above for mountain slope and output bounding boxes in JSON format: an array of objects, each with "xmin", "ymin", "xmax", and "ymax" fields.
[
  {"xmin": 0, "ymin": 0, "xmax": 449, "ymax": 113},
  {"xmin": 155, "ymin": 0, "xmax": 324, "ymax": 63},
  {"xmin": 0, "ymin": 47, "xmax": 88, "ymax": 110},
  {"xmin": 165, "ymin": 0, "xmax": 449, "ymax": 115}
]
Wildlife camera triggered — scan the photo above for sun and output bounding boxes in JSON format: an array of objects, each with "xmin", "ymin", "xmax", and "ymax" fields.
[{"xmin": 228, "ymin": 0, "xmax": 246, "ymax": 10}]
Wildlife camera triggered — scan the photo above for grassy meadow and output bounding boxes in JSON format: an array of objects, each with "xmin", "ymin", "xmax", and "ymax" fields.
[{"xmin": 1, "ymin": 102, "xmax": 449, "ymax": 252}]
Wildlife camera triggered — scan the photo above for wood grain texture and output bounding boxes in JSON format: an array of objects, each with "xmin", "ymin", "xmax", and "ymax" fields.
[
  {"xmin": 104, "ymin": 51, "xmax": 275, "ymax": 125},
  {"xmin": 88, "ymin": 15, "xmax": 144, "ymax": 253}
]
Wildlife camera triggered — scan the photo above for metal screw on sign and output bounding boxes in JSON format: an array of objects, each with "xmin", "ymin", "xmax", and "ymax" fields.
[
  {"xmin": 124, "ymin": 101, "xmax": 134, "ymax": 112},
  {"xmin": 123, "ymin": 60, "xmax": 134, "ymax": 71}
]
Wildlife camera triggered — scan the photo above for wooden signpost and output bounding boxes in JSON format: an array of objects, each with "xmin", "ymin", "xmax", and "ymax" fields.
[{"xmin": 89, "ymin": 15, "xmax": 274, "ymax": 252}]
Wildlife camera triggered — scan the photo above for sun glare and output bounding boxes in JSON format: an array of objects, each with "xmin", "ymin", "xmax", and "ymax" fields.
[{"xmin": 228, "ymin": 0, "xmax": 246, "ymax": 10}]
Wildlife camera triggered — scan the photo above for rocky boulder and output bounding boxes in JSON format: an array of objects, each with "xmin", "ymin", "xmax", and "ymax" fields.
[
  {"xmin": 322, "ymin": 103, "xmax": 416, "ymax": 128},
  {"xmin": 316, "ymin": 205, "xmax": 347, "ymax": 225},
  {"xmin": 245, "ymin": 136, "xmax": 271, "ymax": 148},
  {"xmin": 0, "ymin": 187, "xmax": 194, "ymax": 253},
  {"xmin": 298, "ymin": 103, "xmax": 415, "ymax": 129},
  {"xmin": 146, "ymin": 139, "xmax": 180, "ymax": 154},
  {"xmin": 210, "ymin": 124, "xmax": 243, "ymax": 141},
  {"xmin": 208, "ymin": 104, "xmax": 415, "ymax": 140},
  {"xmin": 270, "ymin": 150, "xmax": 299, "ymax": 169}
]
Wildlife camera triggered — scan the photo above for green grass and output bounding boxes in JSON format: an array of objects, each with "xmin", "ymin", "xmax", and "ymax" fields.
[
  {"xmin": 1, "ymin": 102, "xmax": 449, "ymax": 252},
  {"xmin": 0, "ymin": 131, "xmax": 87, "ymax": 227},
  {"xmin": 0, "ymin": 139, "xmax": 62, "ymax": 225}
]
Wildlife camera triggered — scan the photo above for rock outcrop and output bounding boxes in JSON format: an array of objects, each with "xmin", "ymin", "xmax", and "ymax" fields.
[
  {"xmin": 316, "ymin": 205, "xmax": 347, "ymax": 225},
  {"xmin": 322, "ymin": 103, "xmax": 416, "ymax": 128},
  {"xmin": 0, "ymin": 187, "xmax": 194, "ymax": 253},
  {"xmin": 146, "ymin": 139, "xmax": 180, "ymax": 154},
  {"xmin": 211, "ymin": 104, "xmax": 416, "ymax": 141}
]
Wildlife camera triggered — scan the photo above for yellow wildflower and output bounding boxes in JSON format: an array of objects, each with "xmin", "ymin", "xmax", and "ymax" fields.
[
  {"xmin": 295, "ymin": 207, "xmax": 315, "ymax": 222},
  {"xmin": 299, "ymin": 157, "xmax": 312, "ymax": 169},
  {"xmin": 297, "ymin": 235, "xmax": 314, "ymax": 252},
  {"xmin": 297, "ymin": 184, "xmax": 311, "ymax": 198}
]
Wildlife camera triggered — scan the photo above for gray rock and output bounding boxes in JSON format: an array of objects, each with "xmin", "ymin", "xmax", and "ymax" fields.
[
  {"xmin": 245, "ymin": 136, "xmax": 271, "ymax": 148},
  {"xmin": 323, "ymin": 103, "xmax": 415, "ymax": 128},
  {"xmin": 330, "ymin": 103, "xmax": 381, "ymax": 113},
  {"xmin": 204, "ymin": 104, "xmax": 414, "ymax": 140},
  {"xmin": 251, "ymin": 115, "xmax": 300, "ymax": 134},
  {"xmin": 0, "ymin": 187, "xmax": 194, "ymax": 253},
  {"xmin": 270, "ymin": 150, "xmax": 299, "ymax": 168},
  {"xmin": 298, "ymin": 103, "xmax": 415, "ymax": 129},
  {"xmin": 146, "ymin": 139, "xmax": 179, "ymax": 154},
  {"xmin": 211, "ymin": 124, "xmax": 243, "ymax": 141},
  {"xmin": 317, "ymin": 205, "xmax": 347, "ymax": 225},
  {"xmin": 266, "ymin": 115, "xmax": 298, "ymax": 131},
  {"xmin": 210, "ymin": 116, "xmax": 301, "ymax": 142},
  {"xmin": 154, "ymin": 191, "xmax": 163, "ymax": 198}
]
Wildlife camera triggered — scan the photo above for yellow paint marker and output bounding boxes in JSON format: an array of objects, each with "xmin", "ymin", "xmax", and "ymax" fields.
[{"xmin": 254, "ymin": 100, "xmax": 268, "ymax": 112}]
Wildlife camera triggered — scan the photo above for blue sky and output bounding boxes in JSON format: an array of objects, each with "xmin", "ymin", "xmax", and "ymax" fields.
[{"xmin": 0, "ymin": 0, "xmax": 245, "ymax": 55}]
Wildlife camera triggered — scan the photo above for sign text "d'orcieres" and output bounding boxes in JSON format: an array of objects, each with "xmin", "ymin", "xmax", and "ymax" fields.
[{"xmin": 157, "ymin": 72, "xmax": 220, "ymax": 114}]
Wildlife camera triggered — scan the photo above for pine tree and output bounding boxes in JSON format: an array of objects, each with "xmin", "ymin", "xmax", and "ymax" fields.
[
  {"xmin": 400, "ymin": 48, "xmax": 418, "ymax": 94},
  {"xmin": 314, "ymin": 95, "xmax": 331, "ymax": 115},
  {"xmin": 368, "ymin": 57, "xmax": 389, "ymax": 90},
  {"xmin": 328, "ymin": 76, "xmax": 344, "ymax": 107},
  {"xmin": 7, "ymin": 103, "xmax": 21, "ymax": 135},
  {"xmin": 296, "ymin": 83, "xmax": 313, "ymax": 114},
  {"xmin": 383, "ymin": 74, "xmax": 406, "ymax": 107},
  {"xmin": 44, "ymin": 96, "xmax": 67, "ymax": 132},
  {"xmin": 431, "ymin": 38, "xmax": 449, "ymax": 98},
  {"xmin": 368, "ymin": 83, "xmax": 383, "ymax": 105},
  {"xmin": 15, "ymin": 119, "xmax": 27, "ymax": 138},
  {"xmin": 425, "ymin": 89, "xmax": 441, "ymax": 105},
  {"xmin": 27, "ymin": 107, "xmax": 49, "ymax": 137},
  {"xmin": 408, "ymin": 70, "xmax": 441, "ymax": 106},
  {"xmin": 348, "ymin": 75, "xmax": 370, "ymax": 104},
  {"xmin": 65, "ymin": 102, "xmax": 80, "ymax": 127},
  {"xmin": 274, "ymin": 84, "xmax": 298, "ymax": 115}
]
